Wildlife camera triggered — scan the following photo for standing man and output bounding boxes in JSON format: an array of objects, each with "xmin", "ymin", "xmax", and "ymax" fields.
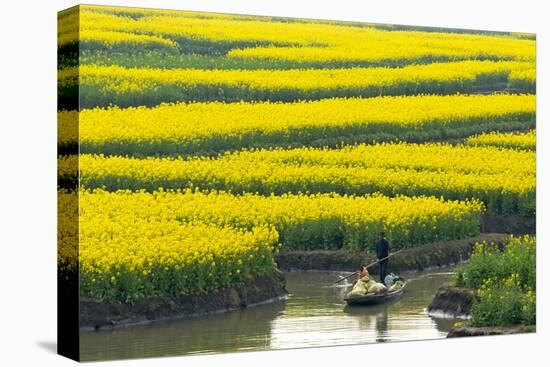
[{"xmin": 376, "ymin": 231, "xmax": 390, "ymax": 284}]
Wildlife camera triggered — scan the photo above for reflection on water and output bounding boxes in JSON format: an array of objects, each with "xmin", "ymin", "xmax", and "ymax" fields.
[{"xmin": 80, "ymin": 269, "xmax": 459, "ymax": 361}]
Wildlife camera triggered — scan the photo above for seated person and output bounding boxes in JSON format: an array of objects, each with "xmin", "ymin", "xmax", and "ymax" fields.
[
  {"xmin": 347, "ymin": 265, "xmax": 387, "ymax": 298},
  {"xmin": 357, "ymin": 265, "xmax": 370, "ymax": 282}
]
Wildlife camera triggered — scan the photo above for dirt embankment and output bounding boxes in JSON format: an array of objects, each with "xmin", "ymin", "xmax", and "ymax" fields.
[
  {"xmin": 481, "ymin": 214, "xmax": 535, "ymax": 235},
  {"xmin": 80, "ymin": 270, "xmax": 288, "ymax": 330},
  {"xmin": 275, "ymin": 233, "xmax": 509, "ymax": 273},
  {"xmin": 427, "ymin": 283, "xmax": 476, "ymax": 319}
]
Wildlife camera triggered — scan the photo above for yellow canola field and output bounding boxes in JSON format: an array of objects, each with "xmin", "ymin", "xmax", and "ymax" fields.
[
  {"xmin": 58, "ymin": 29, "xmax": 180, "ymax": 53},
  {"xmin": 65, "ymin": 60, "xmax": 530, "ymax": 91},
  {"xmin": 59, "ymin": 5, "xmax": 535, "ymax": 62},
  {"xmin": 58, "ymin": 189, "xmax": 78, "ymax": 269},
  {"xmin": 59, "ymin": 190, "xmax": 280, "ymax": 301},
  {"xmin": 56, "ymin": 5, "xmax": 538, "ymax": 305},
  {"xmin": 79, "ymin": 189, "xmax": 484, "ymax": 251},
  {"xmin": 240, "ymin": 143, "xmax": 535, "ymax": 176},
  {"xmin": 467, "ymin": 130, "xmax": 536, "ymax": 150},
  {"xmin": 58, "ymin": 94, "xmax": 536, "ymax": 154},
  {"xmin": 59, "ymin": 185, "xmax": 484, "ymax": 301},
  {"xmin": 59, "ymin": 143, "xmax": 535, "ymax": 215},
  {"xmin": 59, "ymin": 61, "xmax": 534, "ymax": 107},
  {"xmin": 509, "ymin": 68, "xmax": 536, "ymax": 83},
  {"xmin": 508, "ymin": 68, "xmax": 536, "ymax": 92},
  {"xmin": 227, "ymin": 41, "xmax": 534, "ymax": 63}
]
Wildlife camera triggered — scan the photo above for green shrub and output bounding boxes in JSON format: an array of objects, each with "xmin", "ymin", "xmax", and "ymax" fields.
[
  {"xmin": 470, "ymin": 275, "xmax": 534, "ymax": 326},
  {"xmin": 456, "ymin": 235, "xmax": 536, "ymax": 289},
  {"xmin": 457, "ymin": 235, "xmax": 536, "ymax": 326}
]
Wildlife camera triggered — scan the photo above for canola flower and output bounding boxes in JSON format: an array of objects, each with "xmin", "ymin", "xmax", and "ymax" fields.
[
  {"xmin": 56, "ymin": 5, "xmax": 538, "ymax": 305},
  {"xmin": 58, "ymin": 187, "xmax": 482, "ymax": 301},
  {"xmin": 60, "ymin": 5, "xmax": 535, "ymax": 64},
  {"xmin": 77, "ymin": 189, "xmax": 484, "ymax": 251},
  {"xmin": 59, "ymin": 61, "xmax": 533, "ymax": 108},
  {"xmin": 58, "ymin": 7, "xmax": 79, "ymax": 35},
  {"xmin": 466, "ymin": 130, "xmax": 536, "ymax": 151},
  {"xmin": 57, "ymin": 94, "xmax": 536, "ymax": 155},
  {"xmin": 57, "ymin": 112, "xmax": 78, "ymax": 150},
  {"xmin": 457, "ymin": 235, "xmax": 536, "ymax": 290},
  {"xmin": 79, "ymin": 220, "xmax": 278, "ymax": 301},
  {"xmin": 68, "ymin": 5, "xmax": 244, "ymax": 21},
  {"xmin": 227, "ymin": 39, "xmax": 534, "ymax": 64},
  {"xmin": 508, "ymin": 68, "xmax": 536, "ymax": 93},
  {"xmin": 58, "ymin": 29, "xmax": 180, "ymax": 53},
  {"xmin": 57, "ymin": 191, "xmax": 280, "ymax": 301},
  {"xmin": 58, "ymin": 142, "xmax": 535, "ymax": 215},
  {"xmin": 58, "ymin": 189, "xmax": 78, "ymax": 270},
  {"xmin": 472, "ymin": 272, "xmax": 536, "ymax": 326},
  {"xmin": 75, "ymin": 50, "xmax": 380, "ymax": 71}
]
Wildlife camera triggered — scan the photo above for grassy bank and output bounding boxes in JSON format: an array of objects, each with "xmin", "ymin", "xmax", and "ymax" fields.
[{"xmin": 455, "ymin": 235, "xmax": 536, "ymax": 327}]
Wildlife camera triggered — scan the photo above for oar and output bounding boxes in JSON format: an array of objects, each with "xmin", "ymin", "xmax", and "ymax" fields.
[{"xmin": 332, "ymin": 249, "xmax": 405, "ymax": 285}]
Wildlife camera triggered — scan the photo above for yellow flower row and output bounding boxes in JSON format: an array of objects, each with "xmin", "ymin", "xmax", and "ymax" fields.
[
  {"xmin": 58, "ymin": 189, "xmax": 78, "ymax": 269},
  {"xmin": 227, "ymin": 40, "xmax": 534, "ymax": 64},
  {"xmin": 466, "ymin": 130, "xmax": 536, "ymax": 150},
  {"xmin": 58, "ymin": 142, "xmax": 535, "ymax": 215},
  {"xmin": 57, "ymin": 94, "xmax": 536, "ymax": 155},
  {"xmin": 58, "ymin": 60, "xmax": 533, "ymax": 108},
  {"xmin": 60, "ymin": 5, "xmax": 535, "ymax": 63},
  {"xmin": 58, "ymin": 189, "xmax": 280, "ymax": 301},
  {"xmin": 59, "ymin": 186, "xmax": 483, "ymax": 301},
  {"xmin": 77, "ymin": 189, "xmax": 484, "ymax": 251},
  {"xmin": 58, "ymin": 29, "xmax": 180, "ymax": 53},
  {"xmin": 508, "ymin": 68, "xmax": 536, "ymax": 93}
]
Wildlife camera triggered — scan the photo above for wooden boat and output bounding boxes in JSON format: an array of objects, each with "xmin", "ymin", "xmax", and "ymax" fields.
[{"xmin": 344, "ymin": 282, "xmax": 406, "ymax": 306}]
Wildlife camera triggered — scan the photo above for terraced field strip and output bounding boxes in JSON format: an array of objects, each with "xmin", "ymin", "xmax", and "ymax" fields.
[
  {"xmin": 59, "ymin": 143, "xmax": 535, "ymax": 215},
  {"xmin": 78, "ymin": 189, "xmax": 483, "ymax": 251},
  {"xmin": 58, "ymin": 187, "xmax": 483, "ymax": 302},
  {"xmin": 59, "ymin": 5, "xmax": 535, "ymax": 64},
  {"xmin": 467, "ymin": 130, "xmax": 536, "ymax": 150},
  {"xmin": 58, "ymin": 94, "xmax": 535, "ymax": 155},
  {"xmin": 58, "ymin": 61, "xmax": 533, "ymax": 107},
  {"xmin": 59, "ymin": 189, "xmax": 279, "ymax": 302}
]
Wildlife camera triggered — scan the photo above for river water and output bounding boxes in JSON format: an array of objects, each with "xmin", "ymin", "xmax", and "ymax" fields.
[{"xmin": 80, "ymin": 268, "xmax": 459, "ymax": 361}]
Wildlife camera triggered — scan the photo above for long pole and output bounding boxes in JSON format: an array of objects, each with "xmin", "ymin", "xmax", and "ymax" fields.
[{"xmin": 332, "ymin": 249, "xmax": 404, "ymax": 285}]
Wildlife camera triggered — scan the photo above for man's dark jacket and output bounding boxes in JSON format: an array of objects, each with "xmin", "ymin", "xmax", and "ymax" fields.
[{"xmin": 376, "ymin": 239, "xmax": 390, "ymax": 260}]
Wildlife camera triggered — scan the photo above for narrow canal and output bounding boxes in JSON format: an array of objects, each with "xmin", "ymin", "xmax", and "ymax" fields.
[{"xmin": 80, "ymin": 268, "xmax": 460, "ymax": 361}]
